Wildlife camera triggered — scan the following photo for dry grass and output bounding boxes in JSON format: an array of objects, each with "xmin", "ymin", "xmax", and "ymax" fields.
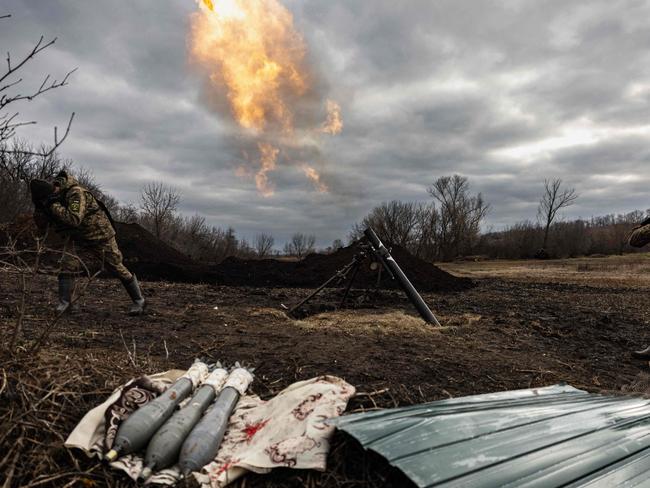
[
  {"xmin": 0, "ymin": 349, "xmax": 162, "ymax": 488},
  {"xmin": 440, "ymin": 253, "xmax": 650, "ymax": 287},
  {"xmin": 293, "ymin": 310, "xmax": 481, "ymax": 336}
]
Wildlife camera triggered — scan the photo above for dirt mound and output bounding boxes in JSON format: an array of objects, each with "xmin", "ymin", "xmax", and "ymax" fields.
[
  {"xmin": 213, "ymin": 244, "xmax": 472, "ymax": 292},
  {"xmin": 114, "ymin": 222, "xmax": 192, "ymax": 265},
  {"xmin": 2, "ymin": 217, "xmax": 470, "ymax": 292}
]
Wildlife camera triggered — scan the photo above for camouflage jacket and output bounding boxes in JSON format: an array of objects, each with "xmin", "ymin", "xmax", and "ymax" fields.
[{"xmin": 35, "ymin": 175, "xmax": 115, "ymax": 242}]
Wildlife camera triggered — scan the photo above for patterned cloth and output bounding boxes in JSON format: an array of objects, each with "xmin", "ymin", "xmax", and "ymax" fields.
[
  {"xmin": 195, "ymin": 375, "xmax": 355, "ymax": 488},
  {"xmin": 103, "ymin": 376, "xmax": 164, "ymax": 451},
  {"xmin": 65, "ymin": 370, "xmax": 355, "ymax": 487}
]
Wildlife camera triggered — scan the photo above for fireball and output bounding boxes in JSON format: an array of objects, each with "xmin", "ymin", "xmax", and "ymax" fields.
[{"xmin": 190, "ymin": 0, "xmax": 340, "ymax": 195}]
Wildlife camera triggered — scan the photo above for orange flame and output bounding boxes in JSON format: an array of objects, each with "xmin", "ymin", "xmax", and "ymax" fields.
[
  {"xmin": 302, "ymin": 165, "xmax": 328, "ymax": 193},
  {"xmin": 321, "ymin": 100, "xmax": 343, "ymax": 135},
  {"xmin": 190, "ymin": 0, "xmax": 340, "ymax": 195},
  {"xmin": 255, "ymin": 142, "xmax": 279, "ymax": 197},
  {"xmin": 190, "ymin": 0, "xmax": 307, "ymax": 132}
]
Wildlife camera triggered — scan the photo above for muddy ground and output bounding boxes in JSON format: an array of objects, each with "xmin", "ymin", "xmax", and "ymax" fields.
[{"xmin": 2, "ymin": 259, "xmax": 650, "ymax": 487}]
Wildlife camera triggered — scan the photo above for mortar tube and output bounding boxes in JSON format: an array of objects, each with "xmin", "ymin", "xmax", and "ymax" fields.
[{"xmin": 364, "ymin": 227, "xmax": 441, "ymax": 325}]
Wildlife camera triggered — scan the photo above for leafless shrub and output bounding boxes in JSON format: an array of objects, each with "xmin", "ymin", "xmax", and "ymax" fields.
[
  {"xmin": 351, "ymin": 200, "xmax": 425, "ymax": 250},
  {"xmin": 329, "ymin": 239, "xmax": 345, "ymax": 253},
  {"xmin": 140, "ymin": 182, "xmax": 181, "ymax": 240},
  {"xmin": 0, "ymin": 234, "xmax": 99, "ymax": 355},
  {"xmin": 115, "ymin": 203, "xmax": 139, "ymax": 223},
  {"xmin": 0, "ymin": 151, "xmax": 117, "ymax": 223},
  {"xmin": 284, "ymin": 233, "xmax": 316, "ymax": 258},
  {"xmin": 254, "ymin": 233, "xmax": 275, "ymax": 258},
  {"xmin": 0, "ymin": 141, "xmax": 64, "ymax": 222}
]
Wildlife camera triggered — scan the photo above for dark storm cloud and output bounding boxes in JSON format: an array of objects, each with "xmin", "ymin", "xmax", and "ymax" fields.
[{"xmin": 3, "ymin": 0, "xmax": 650, "ymax": 246}]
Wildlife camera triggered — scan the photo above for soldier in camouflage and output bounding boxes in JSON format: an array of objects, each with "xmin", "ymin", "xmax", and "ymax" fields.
[{"xmin": 31, "ymin": 171, "xmax": 146, "ymax": 315}]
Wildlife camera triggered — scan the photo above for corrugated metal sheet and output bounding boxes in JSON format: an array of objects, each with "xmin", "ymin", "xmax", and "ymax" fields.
[{"xmin": 331, "ymin": 384, "xmax": 650, "ymax": 487}]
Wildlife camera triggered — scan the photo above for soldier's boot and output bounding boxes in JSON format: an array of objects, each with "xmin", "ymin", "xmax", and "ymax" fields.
[
  {"xmin": 632, "ymin": 345, "xmax": 650, "ymax": 360},
  {"xmin": 122, "ymin": 274, "xmax": 146, "ymax": 316},
  {"xmin": 56, "ymin": 275, "xmax": 75, "ymax": 314}
]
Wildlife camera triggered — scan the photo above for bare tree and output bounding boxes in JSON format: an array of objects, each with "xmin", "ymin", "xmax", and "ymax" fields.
[
  {"xmin": 221, "ymin": 227, "xmax": 239, "ymax": 259},
  {"xmin": 538, "ymin": 178, "xmax": 578, "ymax": 250},
  {"xmin": 185, "ymin": 214, "xmax": 209, "ymax": 238},
  {"xmin": 351, "ymin": 200, "xmax": 424, "ymax": 249},
  {"xmin": 238, "ymin": 238, "xmax": 255, "ymax": 258},
  {"xmin": 413, "ymin": 202, "xmax": 440, "ymax": 260},
  {"xmin": 115, "ymin": 204, "xmax": 139, "ymax": 223},
  {"xmin": 428, "ymin": 175, "xmax": 490, "ymax": 260},
  {"xmin": 254, "ymin": 233, "xmax": 275, "ymax": 258},
  {"xmin": 284, "ymin": 233, "xmax": 316, "ymax": 258},
  {"xmin": 140, "ymin": 182, "xmax": 181, "ymax": 239},
  {"xmin": 0, "ymin": 14, "xmax": 76, "ymax": 159}
]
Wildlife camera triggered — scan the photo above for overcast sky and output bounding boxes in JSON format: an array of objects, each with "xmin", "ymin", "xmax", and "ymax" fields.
[{"xmin": 3, "ymin": 0, "xmax": 650, "ymax": 246}]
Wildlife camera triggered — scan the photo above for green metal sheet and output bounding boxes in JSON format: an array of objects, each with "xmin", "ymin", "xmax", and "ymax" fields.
[{"xmin": 331, "ymin": 384, "xmax": 650, "ymax": 487}]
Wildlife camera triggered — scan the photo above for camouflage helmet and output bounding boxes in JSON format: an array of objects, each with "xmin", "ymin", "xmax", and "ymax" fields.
[{"xmin": 53, "ymin": 170, "xmax": 68, "ymax": 188}]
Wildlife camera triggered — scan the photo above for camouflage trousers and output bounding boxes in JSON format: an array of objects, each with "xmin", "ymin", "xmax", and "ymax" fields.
[
  {"xmin": 628, "ymin": 225, "xmax": 650, "ymax": 248},
  {"xmin": 59, "ymin": 236, "xmax": 133, "ymax": 282}
]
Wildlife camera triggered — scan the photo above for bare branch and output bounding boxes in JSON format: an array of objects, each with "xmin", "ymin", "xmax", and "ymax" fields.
[
  {"xmin": 0, "ymin": 76, "xmax": 23, "ymax": 94},
  {"xmin": 426, "ymin": 175, "xmax": 490, "ymax": 260},
  {"xmin": 0, "ymin": 16, "xmax": 76, "ymax": 154},
  {"xmin": 538, "ymin": 178, "xmax": 578, "ymax": 249},
  {"xmin": 2, "ymin": 112, "xmax": 75, "ymax": 158},
  {"xmin": 284, "ymin": 233, "xmax": 315, "ymax": 258},
  {"xmin": 0, "ymin": 68, "xmax": 77, "ymax": 109},
  {"xmin": 254, "ymin": 233, "xmax": 275, "ymax": 258},
  {"xmin": 140, "ymin": 182, "xmax": 181, "ymax": 239},
  {"xmin": 0, "ymin": 36, "xmax": 55, "ymax": 85},
  {"xmin": 0, "ymin": 231, "xmax": 102, "ymax": 353}
]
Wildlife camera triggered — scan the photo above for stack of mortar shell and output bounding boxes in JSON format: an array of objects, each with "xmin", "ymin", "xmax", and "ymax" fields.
[
  {"xmin": 105, "ymin": 361, "xmax": 209, "ymax": 462},
  {"xmin": 179, "ymin": 366, "xmax": 255, "ymax": 476},
  {"xmin": 140, "ymin": 367, "xmax": 230, "ymax": 480}
]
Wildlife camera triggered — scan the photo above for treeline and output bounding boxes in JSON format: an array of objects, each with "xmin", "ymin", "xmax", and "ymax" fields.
[
  {"xmin": 114, "ymin": 182, "xmax": 323, "ymax": 261},
  {"xmin": 478, "ymin": 212, "xmax": 647, "ymax": 259},
  {"xmin": 355, "ymin": 179, "xmax": 646, "ymax": 261},
  {"xmin": 351, "ymin": 175, "xmax": 489, "ymax": 261}
]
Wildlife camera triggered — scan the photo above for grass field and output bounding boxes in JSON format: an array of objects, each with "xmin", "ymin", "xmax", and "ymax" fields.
[{"xmin": 440, "ymin": 252, "xmax": 650, "ymax": 287}]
